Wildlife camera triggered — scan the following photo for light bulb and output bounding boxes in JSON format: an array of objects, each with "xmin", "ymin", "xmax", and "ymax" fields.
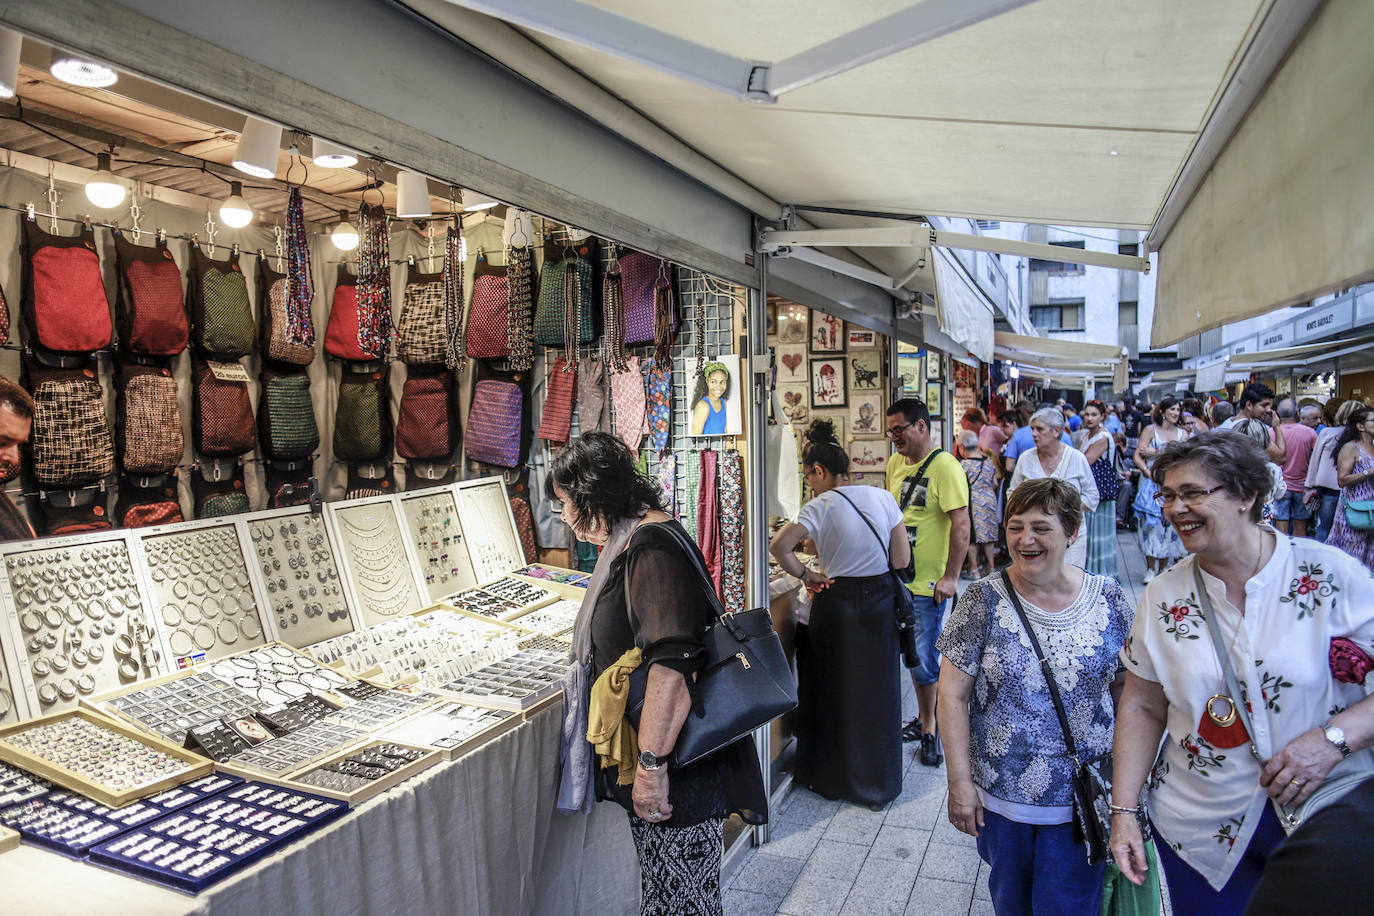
[
  {"xmin": 331, "ymin": 210, "xmax": 359, "ymax": 251},
  {"xmin": 219, "ymin": 182, "xmax": 253, "ymax": 228},
  {"xmin": 84, "ymin": 152, "xmax": 126, "ymax": 209},
  {"xmin": 51, "ymin": 56, "xmax": 118, "ymax": 88}
]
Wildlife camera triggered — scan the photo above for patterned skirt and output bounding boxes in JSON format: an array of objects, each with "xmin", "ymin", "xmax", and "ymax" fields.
[
  {"xmin": 1085, "ymin": 501, "xmax": 1118, "ymax": 579},
  {"xmin": 629, "ymin": 815, "xmax": 724, "ymax": 916}
]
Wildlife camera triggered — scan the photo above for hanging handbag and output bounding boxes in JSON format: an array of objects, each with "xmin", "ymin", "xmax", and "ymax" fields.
[
  {"xmin": 532, "ymin": 235, "xmax": 598, "ymax": 347},
  {"xmin": 1343, "ymin": 499, "xmax": 1374, "ymax": 531},
  {"xmin": 21, "ymin": 218, "xmax": 113, "ymax": 355},
  {"xmin": 115, "ymin": 474, "xmax": 184, "ymax": 528},
  {"xmin": 192, "ymin": 359, "xmax": 257, "ymax": 458},
  {"xmin": 464, "ymin": 252, "xmax": 511, "ymax": 360},
  {"xmin": 324, "ymin": 266, "xmax": 374, "ymax": 361},
  {"xmin": 114, "ymin": 360, "xmax": 184, "ymax": 475},
  {"xmin": 344, "ymin": 462, "xmax": 395, "ymax": 500},
  {"xmin": 187, "ymin": 245, "xmax": 255, "ymax": 359},
  {"xmin": 618, "ymin": 251, "xmax": 676, "ymax": 346},
  {"xmin": 258, "ymin": 367, "xmax": 319, "ymax": 460},
  {"xmin": 333, "ymin": 365, "xmax": 392, "ymax": 462},
  {"xmin": 1002, "ymin": 569, "xmax": 1113, "ymax": 864},
  {"xmin": 35, "ymin": 488, "xmax": 111, "ymax": 536},
  {"xmin": 396, "ymin": 263, "xmax": 447, "ymax": 367},
  {"xmin": 257, "ymin": 257, "xmax": 316, "ymax": 366},
  {"xmin": 193, "ymin": 462, "xmax": 250, "ymax": 518},
  {"xmin": 396, "ymin": 369, "xmax": 458, "ymax": 461},
  {"xmin": 113, "ymin": 232, "xmax": 189, "ymax": 357},
  {"xmin": 0, "ymin": 275, "xmax": 11, "ymax": 345},
  {"xmin": 833, "ymin": 489, "xmax": 921, "ymax": 668},
  {"xmin": 623, "ymin": 521, "xmax": 797, "ymax": 768},
  {"xmin": 465, "ymin": 365, "xmax": 531, "ymax": 469},
  {"xmin": 24, "ymin": 358, "xmax": 116, "ymax": 488},
  {"xmin": 264, "ymin": 458, "xmax": 314, "ymax": 508}
]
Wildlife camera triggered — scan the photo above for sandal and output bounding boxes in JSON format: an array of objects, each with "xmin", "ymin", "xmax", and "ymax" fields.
[{"xmin": 901, "ymin": 717, "xmax": 923, "ymax": 742}]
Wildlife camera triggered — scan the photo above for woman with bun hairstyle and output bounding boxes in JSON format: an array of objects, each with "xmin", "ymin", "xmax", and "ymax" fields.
[{"xmin": 770, "ymin": 420, "xmax": 912, "ymax": 807}]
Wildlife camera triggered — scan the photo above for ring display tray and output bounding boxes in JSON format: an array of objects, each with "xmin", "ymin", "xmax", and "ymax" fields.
[
  {"xmin": 87, "ymin": 780, "xmax": 348, "ymax": 894},
  {"xmin": 508, "ymin": 563, "xmax": 590, "ymax": 593},
  {"xmin": 0, "ymin": 757, "xmax": 50, "ymax": 807},
  {"xmin": 0, "ymin": 772, "xmax": 241, "ymax": 857},
  {"xmin": 0, "ymin": 709, "xmax": 213, "ymax": 808},
  {"xmin": 84, "ymin": 666, "xmax": 259, "ymax": 748},
  {"xmin": 242, "ymin": 506, "xmax": 355, "ymax": 649},
  {"xmin": 428, "ymin": 646, "xmax": 569, "ymax": 712},
  {"xmin": 0, "ymin": 823, "xmax": 15, "ymax": 853},
  {"xmin": 254, "ymin": 740, "xmax": 442, "ymax": 805},
  {"xmin": 452, "ymin": 479, "xmax": 525, "ymax": 584},
  {"xmin": 398, "ymin": 487, "xmax": 479, "ymax": 605},
  {"xmin": 377, "ymin": 701, "xmax": 520, "ymax": 761},
  {"xmin": 328, "ymin": 495, "xmax": 425, "ymax": 626}
]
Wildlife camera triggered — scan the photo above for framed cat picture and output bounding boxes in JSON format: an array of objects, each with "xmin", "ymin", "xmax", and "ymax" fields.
[{"xmin": 849, "ymin": 351, "xmax": 882, "ymax": 391}]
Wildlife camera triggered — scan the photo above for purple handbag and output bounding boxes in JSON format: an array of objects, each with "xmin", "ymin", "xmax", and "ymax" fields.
[
  {"xmin": 617, "ymin": 251, "xmax": 675, "ymax": 346},
  {"xmin": 466, "ymin": 379, "xmax": 524, "ymax": 468}
]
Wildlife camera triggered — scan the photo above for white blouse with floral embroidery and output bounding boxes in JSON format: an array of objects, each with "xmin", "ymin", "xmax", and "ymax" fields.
[{"xmin": 1121, "ymin": 529, "xmax": 1374, "ymax": 890}]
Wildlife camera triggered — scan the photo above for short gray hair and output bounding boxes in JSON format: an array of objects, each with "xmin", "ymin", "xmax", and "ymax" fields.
[
  {"xmin": 1299, "ymin": 404, "xmax": 1322, "ymax": 421},
  {"xmin": 960, "ymin": 430, "xmax": 980, "ymax": 451},
  {"xmin": 1029, "ymin": 407, "xmax": 1066, "ymax": 430},
  {"xmin": 1276, "ymin": 398, "xmax": 1297, "ymax": 419},
  {"xmin": 1152, "ymin": 430, "xmax": 1272, "ymax": 523}
]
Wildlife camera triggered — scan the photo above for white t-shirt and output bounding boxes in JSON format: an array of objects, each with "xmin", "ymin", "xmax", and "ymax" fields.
[{"xmin": 794, "ymin": 485, "xmax": 903, "ymax": 578}]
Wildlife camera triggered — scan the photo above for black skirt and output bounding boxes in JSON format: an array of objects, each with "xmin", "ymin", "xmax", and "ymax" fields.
[{"xmin": 794, "ymin": 573, "xmax": 902, "ymax": 806}]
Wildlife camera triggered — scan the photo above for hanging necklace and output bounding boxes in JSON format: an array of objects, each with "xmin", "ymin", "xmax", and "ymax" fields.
[{"xmin": 1203, "ymin": 532, "xmax": 1265, "ymax": 730}]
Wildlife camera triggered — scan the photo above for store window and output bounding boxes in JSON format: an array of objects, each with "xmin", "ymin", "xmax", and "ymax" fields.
[
  {"xmin": 1119, "ymin": 300, "xmax": 1139, "ymax": 326},
  {"xmin": 1032, "ymin": 298, "xmax": 1085, "ymax": 331}
]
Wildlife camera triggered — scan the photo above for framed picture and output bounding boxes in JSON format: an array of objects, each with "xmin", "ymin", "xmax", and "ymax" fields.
[
  {"xmin": 850, "ymin": 392, "xmax": 883, "ymax": 436},
  {"xmin": 765, "ymin": 302, "xmax": 777, "ymax": 337},
  {"xmin": 925, "ymin": 382, "xmax": 943, "ymax": 416},
  {"xmin": 810, "ymin": 356, "xmax": 848, "ymax": 408},
  {"xmin": 813, "ymin": 412, "xmax": 846, "ymax": 445},
  {"xmin": 777, "ymin": 383, "xmax": 810, "ymax": 427},
  {"xmin": 897, "ymin": 341, "xmax": 921, "ymax": 355},
  {"xmin": 926, "ymin": 353, "xmax": 943, "ymax": 379},
  {"xmin": 850, "ymin": 438, "xmax": 889, "ymax": 472},
  {"xmin": 688, "ymin": 355, "xmax": 743, "ymax": 437},
  {"xmin": 896, "ymin": 353, "xmax": 922, "ymax": 397},
  {"xmin": 809, "ymin": 312, "xmax": 845, "ymax": 353},
  {"xmin": 849, "ymin": 351, "xmax": 882, "ymax": 391},
  {"xmin": 847, "ymin": 328, "xmax": 877, "ymax": 348},
  {"xmin": 776, "ymin": 306, "xmax": 807, "ymax": 344},
  {"xmin": 775, "ymin": 343, "xmax": 807, "ymax": 384}
]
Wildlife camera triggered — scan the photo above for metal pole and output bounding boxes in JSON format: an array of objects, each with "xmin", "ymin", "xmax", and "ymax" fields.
[{"xmin": 747, "ymin": 251, "xmax": 773, "ymax": 844}]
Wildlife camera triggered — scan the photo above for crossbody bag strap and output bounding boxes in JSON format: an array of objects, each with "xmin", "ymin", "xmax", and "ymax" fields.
[
  {"xmin": 1193, "ymin": 564, "xmax": 1262, "ymax": 755},
  {"xmin": 1000, "ymin": 569, "xmax": 1082, "ymax": 767},
  {"xmin": 833, "ymin": 489, "xmax": 894, "ymax": 571},
  {"xmin": 897, "ymin": 448, "xmax": 943, "ymax": 511},
  {"xmin": 623, "ymin": 521, "xmax": 733, "ymax": 634}
]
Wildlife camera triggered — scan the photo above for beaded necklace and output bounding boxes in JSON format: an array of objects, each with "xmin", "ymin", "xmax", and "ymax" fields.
[
  {"xmin": 602, "ymin": 247, "xmax": 628, "ymax": 372},
  {"xmin": 356, "ymin": 203, "xmax": 392, "ymax": 359},
  {"xmin": 284, "ymin": 186, "xmax": 315, "ymax": 346},
  {"xmin": 505, "ymin": 242, "xmax": 534, "ymax": 371},
  {"xmin": 653, "ymin": 262, "xmax": 677, "ymax": 365},
  {"xmin": 443, "ymin": 223, "xmax": 465, "ymax": 372},
  {"xmin": 562, "ymin": 257, "xmax": 585, "ymax": 365}
]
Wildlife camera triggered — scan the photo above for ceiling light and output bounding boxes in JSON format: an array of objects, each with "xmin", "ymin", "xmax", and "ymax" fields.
[
  {"xmin": 311, "ymin": 137, "xmax": 358, "ymax": 169},
  {"xmin": 461, "ymin": 190, "xmax": 499, "ymax": 212},
  {"xmin": 331, "ymin": 210, "xmax": 359, "ymax": 251},
  {"xmin": 218, "ymin": 182, "xmax": 253, "ymax": 228},
  {"xmin": 232, "ymin": 116, "xmax": 281, "ymax": 179},
  {"xmin": 395, "ymin": 170, "xmax": 431, "ymax": 219},
  {"xmin": 50, "ymin": 55, "xmax": 118, "ymax": 88},
  {"xmin": 0, "ymin": 30, "xmax": 21, "ymax": 99},
  {"xmin": 1109, "ymin": 149, "xmax": 1119, "ymax": 156},
  {"xmin": 84, "ymin": 152, "xmax": 126, "ymax": 209}
]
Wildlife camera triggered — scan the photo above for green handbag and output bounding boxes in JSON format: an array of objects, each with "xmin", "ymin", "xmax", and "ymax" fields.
[
  {"xmin": 532, "ymin": 258, "xmax": 595, "ymax": 346},
  {"xmin": 190, "ymin": 246, "xmax": 255, "ymax": 359},
  {"xmin": 259, "ymin": 370, "xmax": 319, "ymax": 460},
  {"xmin": 1344, "ymin": 498, "xmax": 1374, "ymax": 531},
  {"xmin": 333, "ymin": 367, "xmax": 391, "ymax": 462}
]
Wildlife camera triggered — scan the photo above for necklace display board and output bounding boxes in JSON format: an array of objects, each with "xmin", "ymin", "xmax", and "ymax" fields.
[
  {"xmin": 241, "ymin": 506, "xmax": 355, "ymax": 648},
  {"xmin": 327, "ymin": 494, "xmax": 425, "ymax": 625},
  {"xmin": 133, "ymin": 521, "xmax": 270, "ymax": 667},
  {"xmin": 397, "ymin": 487, "xmax": 479, "ymax": 604},
  {"xmin": 0, "ymin": 530, "xmax": 165, "ymax": 722},
  {"xmin": 452, "ymin": 478, "xmax": 525, "ymax": 583}
]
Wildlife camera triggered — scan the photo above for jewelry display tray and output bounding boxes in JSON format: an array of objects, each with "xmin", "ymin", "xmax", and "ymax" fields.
[
  {"xmin": 230, "ymin": 739, "xmax": 443, "ymax": 805},
  {"xmin": 86, "ymin": 779, "xmax": 348, "ymax": 894},
  {"xmin": 0, "ymin": 708, "xmax": 214, "ymax": 808},
  {"xmin": 0, "ymin": 772, "xmax": 242, "ymax": 858},
  {"xmin": 376, "ymin": 701, "xmax": 521, "ymax": 762},
  {"xmin": 0, "ymin": 824, "xmax": 17, "ymax": 853}
]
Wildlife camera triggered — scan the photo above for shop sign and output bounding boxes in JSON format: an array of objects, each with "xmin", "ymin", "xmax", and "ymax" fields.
[
  {"xmin": 1257, "ymin": 323, "xmax": 1291, "ymax": 350},
  {"xmin": 1291, "ymin": 299, "xmax": 1353, "ymax": 345},
  {"xmin": 1228, "ymin": 335, "xmax": 1257, "ymax": 356}
]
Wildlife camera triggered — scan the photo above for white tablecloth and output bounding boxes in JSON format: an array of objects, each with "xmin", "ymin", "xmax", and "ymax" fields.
[{"xmin": 0, "ymin": 704, "xmax": 639, "ymax": 916}]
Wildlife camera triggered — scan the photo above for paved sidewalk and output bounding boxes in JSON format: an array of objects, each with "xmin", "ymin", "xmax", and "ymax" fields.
[{"xmin": 725, "ymin": 529, "xmax": 1151, "ymax": 915}]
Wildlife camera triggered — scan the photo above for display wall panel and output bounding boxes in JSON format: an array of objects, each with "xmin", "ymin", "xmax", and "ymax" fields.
[
  {"xmin": 452, "ymin": 478, "xmax": 524, "ymax": 583},
  {"xmin": 398, "ymin": 486, "xmax": 479, "ymax": 605},
  {"xmin": 328, "ymin": 495, "xmax": 425, "ymax": 626},
  {"xmin": 0, "ymin": 530, "xmax": 164, "ymax": 721},
  {"xmin": 241, "ymin": 506, "xmax": 355, "ymax": 648}
]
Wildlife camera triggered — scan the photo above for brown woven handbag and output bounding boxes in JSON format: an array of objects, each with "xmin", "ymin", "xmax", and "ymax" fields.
[
  {"xmin": 193, "ymin": 360, "xmax": 257, "ymax": 458},
  {"xmin": 24, "ymin": 358, "xmax": 116, "ymax": 488},
  {"xmin": 115, "ymin": 360, "xmax": 184, "ymax": 475}
]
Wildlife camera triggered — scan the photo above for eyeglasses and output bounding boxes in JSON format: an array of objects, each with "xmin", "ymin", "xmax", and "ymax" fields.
[
  {"xmin": 1153, "ymin": 484, "xmax": 1225, "ymax": 507},
  {"xmin": 886, "ymin": 422, "xmax": 915, "ymax": 440}
]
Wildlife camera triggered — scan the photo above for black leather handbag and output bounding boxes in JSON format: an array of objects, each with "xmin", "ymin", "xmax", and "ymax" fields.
[{"xmin": 624, "ymin": 523, "xmax": 796, "ymax": 768}]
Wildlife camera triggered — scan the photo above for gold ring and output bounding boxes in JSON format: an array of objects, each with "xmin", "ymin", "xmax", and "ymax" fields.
[{"xmin": 1290, "ymin": 778, "xmax": 1306, "ymax": 788}]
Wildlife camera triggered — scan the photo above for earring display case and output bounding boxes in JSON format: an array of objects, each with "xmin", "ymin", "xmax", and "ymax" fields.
[
  {"xmin": 378, "ymin": 700, "xmax": 520, "ymax": 760},
  {"xmin": 134, "ymin": 521, "xmax": 270, "ymax": 666},
  {"xmin": 476, "ymin": 576, "xmax": 559, "ymax": 616},
  {"xmin": 328, "ymin": 495, "xmax": 425, "ymax": 626},
  {"xmin": 85, "ymin": 666, "xmax": 261, "ymax": 747},
  {"xmin": 429, "ymin": 645, "xmax": 570, "ymax": 712},
  {"xmin": 453, "ymin": 479, "xmax": 525, "ymax": 584},
  {"xmin": 505, "ymin": 599, "xmax": 579, "ymax": 638},
  {"xmin": 0, "ymin": 530, "xmax": 164, "ymax": 722},
  {"xmin": 398, "ymin": 488, "xmax": 479, "ymax": 605},
  {"xmin": 243, "ymin": 507, "xmax": 355, "ymax": 649}
]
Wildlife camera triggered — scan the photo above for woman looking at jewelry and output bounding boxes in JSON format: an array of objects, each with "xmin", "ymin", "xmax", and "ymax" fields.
[
  {"xmin": 938, "ymin": 478, "xmax": 1133, "ymax": 915},
  {"xmin": 1132, "ymin": 395, "xmax": 1189, "ymax": 583},
  {"xmin": 1323, "ymin": 405, "xmax": 1374, "ymax": 566},
  {"xmin": 550, "ymin": 432, "xmax": 764, "ymax": 915},
  {"xmin": 1078, "ymin": 399, "xmax": 1120, "ymax": 579},
  {"xmin": 769, "ymin": 419, "xmax": 910, "ymax": 807},
  {"xmin": 1008, "ymin": 407, "xmax": 1100, "ymax": 570},
  {"xmin": 1109, "ymin": 431, "xmax": 1374, "ymax": 916}
]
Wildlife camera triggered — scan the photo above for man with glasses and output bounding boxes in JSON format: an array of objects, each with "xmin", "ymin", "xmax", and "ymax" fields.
[{"xmin": 885, "ymin": 398, "xmax": 969, "ymax": 767}]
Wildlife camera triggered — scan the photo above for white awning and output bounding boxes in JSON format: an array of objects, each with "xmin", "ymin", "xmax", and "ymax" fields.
[
  {"xmin": 994, "ymin": 331, "xmax": 1129, "ymax": 391},
  {"xmin": 931, "ymin": 247, "xmax": 994, "ymax": 362}
]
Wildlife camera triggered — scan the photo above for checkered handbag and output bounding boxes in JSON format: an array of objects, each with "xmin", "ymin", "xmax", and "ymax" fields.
[
  {"xmin": 617, "ymin": 251, "xmax": 676, "ymax": 345},
  {"xmin": 193, "ymin": 361, "xmax": 257, "ymax": 458},
  {"xmin": 396, "ymin": 271, "xmax": 447, "ymax": 367},
  {"xmin": 465, "ymin": 255, "xmax": 510, "ymax": 360},
  {"xmin": 258, "ymin": 259, "xmax": 315, "ymax": 366},
  {"xmin": 396, "ymin": 370, "xmax": 457, "ymax": 461},
  {"xmin": 22, "ymin": 220, "xmax": 113, "ymax": 355},
  {"xmin": 258, "ymin": 368, "xmax": 318, "ymax": 460},
  {"xmin": 333, "ymin": 366, "xmax": 392, "ymax": 462},
  {"xmin": 465, "ymin": 378, "xmax": 524, "ymax": 468},
  {"xmin": 115, "ymin": 362, "xmax": 183, "ymax": 475},
  {"xmin": 114, "ymin": 233, "xmax": 189, "ymax": 357},
  {"xmin": 25, "ymin": 361, "xmax": 116, "ymax": 488},
  {"xmin": 189, "ymin": 246, "xmax": 255, "ymax": 359}
]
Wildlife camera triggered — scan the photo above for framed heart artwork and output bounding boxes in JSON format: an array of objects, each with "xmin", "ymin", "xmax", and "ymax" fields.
[
  {"xmin": 775, "ymin": 344, "xmax": 808, "ymax": 384},
  {"xmin": 777, "ymin": 384, "xmax": 810, "ymax": 427}
]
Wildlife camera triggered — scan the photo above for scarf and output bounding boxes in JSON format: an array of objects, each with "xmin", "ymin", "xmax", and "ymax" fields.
[{"xmin": 556, "ymin": 510, "xmax": 646, "ymax": 815}]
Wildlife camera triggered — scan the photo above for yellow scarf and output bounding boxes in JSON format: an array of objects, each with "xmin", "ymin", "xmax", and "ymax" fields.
[{"xmin": 587, "ymin": 647, "xmax": 642, "ymax": 785}]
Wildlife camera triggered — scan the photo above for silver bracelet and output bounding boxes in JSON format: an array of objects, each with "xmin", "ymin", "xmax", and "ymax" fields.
[{"xmin": 1108, "ymin": 803, "xmax": 1140, "ymax": 815}]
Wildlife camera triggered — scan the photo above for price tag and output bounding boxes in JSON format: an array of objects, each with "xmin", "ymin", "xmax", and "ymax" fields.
[{"xmin": 206, "ymin": 360, "xmax": 251, "ymax": 382}]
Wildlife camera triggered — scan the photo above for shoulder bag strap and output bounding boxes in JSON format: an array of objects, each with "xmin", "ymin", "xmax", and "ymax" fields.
[
  {"xmin": 1000, "ymin": 569, "xmax": 1082, "ymax": 768},
  {"xmin": 833, "ymin": 489, "xmax": 894, "ymax": 571},
  {"xmin": 898, "ymin": 447, "xmax": 943, "ymax": 511},
  {"xmin": 1193, "ymin": 564, "xmax": 1262, "ymax": 751},
  {"xmin": 623, "ymin": 521, "xmax": 733, "ymax": 626}
]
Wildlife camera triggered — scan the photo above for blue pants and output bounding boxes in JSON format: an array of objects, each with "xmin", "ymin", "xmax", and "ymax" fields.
[
  {"xmin": 1314, "ymin": 487, "xmax": 1340, "ymax": 542},
  {"xmin": 975, "ymin": 810, "xmax": 1104, "ymax": 916},
  {"xmin": 1153, "ymin": 804, "xmax": 1285, "ymax": 916},
  {"xmin": 906, "ymin": 594, "xmax": 948, "ymax": 686}
]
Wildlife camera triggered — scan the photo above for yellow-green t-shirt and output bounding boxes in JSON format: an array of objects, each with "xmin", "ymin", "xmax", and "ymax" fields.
[{"xmin": 886, "ymin": 450, "xmax": 970, "ymax": 597}]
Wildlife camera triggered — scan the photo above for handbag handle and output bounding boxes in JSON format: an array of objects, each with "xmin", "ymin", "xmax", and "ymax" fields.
[
  {"xmin": 832, "ymin": 489, "xmax": 898, "ymax": 575},
  {"xmin": 1000, "ymin": 570, "xmax": 1084, "ymax": 770}
]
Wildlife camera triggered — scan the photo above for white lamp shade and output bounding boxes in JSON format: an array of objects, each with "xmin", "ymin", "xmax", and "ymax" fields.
[
  {"xmin": 462, "ymin": 190, "xmax": 499, "ymax": 212},
  {"xmin": 219, "ymin": 182, "xmax": 253, "ymax": 228},
  {"xmin": 395, "ymin": 170, "xmax": 431, "ymax": 219},
  {"xmin": 50, "ymin": 55, "xmax": 118, "ymax": 88},
  {"xmin": 232, "ymin": 116, "xmax": 281, "ymax": 179},
  {"xmin": 0, "ymin": 30, "xmax": 21, "ymax": 99},
  {"xmin": 311, "ymin": 137, "xmax": 358, "ymax": 169}
]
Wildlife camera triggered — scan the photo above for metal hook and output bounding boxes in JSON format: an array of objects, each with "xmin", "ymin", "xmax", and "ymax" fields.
[
  {"xmin": 273, "ymin": 224, "xmax": 285, "ymax": 270},
  {"xmin": 363, "ymin": 168, "xmax": 382, "ymax": 207},
  {"xmin": 510, "ymin": 209, "xmax": 530, "ymax": 248},
  {"xmin": 426, "ymin": 224, "xmax": 438, "ymax": 272},
  {"xmin": 285, "ymin": 152, "xmax": 308, "ymax": 187},
  {"xmin": 203, "ymin": 210, "xmax": 218, "ymax": 254}
]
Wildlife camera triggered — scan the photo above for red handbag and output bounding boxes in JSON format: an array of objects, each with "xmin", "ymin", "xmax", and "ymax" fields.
[
  {"xmin": 116, "ymin": 475, "xmax": 185, "ymax": 528},
  {"xmin": 324, "ymin": 265, "xmax": 374, "ymax": 361},
  {"xmin": 396, "ymin": 370, "xmax": 458, "ymax": 461},
  {"xmin": 22, "ymin": 219, "xmax": 113, "ymax": 355},
  {"xmin": 193, "ymin": 360, "xmax": 257, "ymax": 458},
  {"xmin": 114, "ymin": 232, "xmax": 189, "ymax": 356},
  {"xmin": 464, "ymin": 252, "xmax": 510, "ymax": 360}
]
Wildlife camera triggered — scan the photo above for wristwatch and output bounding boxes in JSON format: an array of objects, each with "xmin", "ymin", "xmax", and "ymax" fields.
[
  {"xmin": 638, "ymin": 749, "xmax": 669, "ymax": 771},
  {"xmin": 1321, "ymin": 721, "xmax": 1351, "ymax": 758}
]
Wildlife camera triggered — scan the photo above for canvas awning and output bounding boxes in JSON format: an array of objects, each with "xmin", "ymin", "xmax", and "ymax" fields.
[
  {"xmin": 931, "ymin": 247, "xmax": 994, "ymax": 363},
  {"xmin": 995, "ymin": 331, "xmax": 1129, "ymax": 391}
]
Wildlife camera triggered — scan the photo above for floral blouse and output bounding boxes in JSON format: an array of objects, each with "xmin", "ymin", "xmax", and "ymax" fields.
[
  {"xmin": 1121, "ymin": 529, "xmax": 1374, "ymax": 890},
  {"xmin": 938, "ymin": 574, "xmax": 1133, "ymax": 817}
]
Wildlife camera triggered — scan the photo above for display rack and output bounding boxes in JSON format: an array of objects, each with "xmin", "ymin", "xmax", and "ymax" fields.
[
  {"xmin": 241, "ymin": 506, "xmax": 356, "ymax": 649},
  {"xmin": 452, "ymin": 478, "xmax": 525, "ymax": 583},
  {"xmin": 327, "ymin": 494, "xmax": 426, "ymax": 626},
  {"xmin": 265, "ymin": 739, "xmax": 442, "ymax": 805},
  {"xmin": 397, "ymin": 487, "xmax": 480, "ymax": 605},
  {"xmin": 83, "ymin": 665, "xmax": 259, "ymax": 747}
]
